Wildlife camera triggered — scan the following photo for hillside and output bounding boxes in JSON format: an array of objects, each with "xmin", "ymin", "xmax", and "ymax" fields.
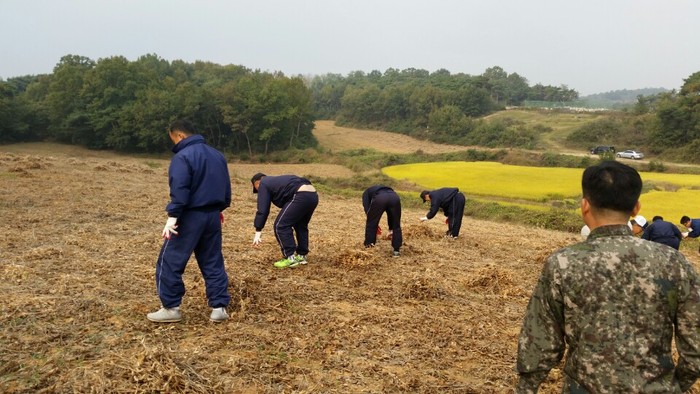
[{"xmin": 2, "ymin": 143, "xmax": 699, "ymax": 393}]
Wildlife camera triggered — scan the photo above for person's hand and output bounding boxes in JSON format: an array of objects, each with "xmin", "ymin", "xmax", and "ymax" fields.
[
  {"xmin": 419, "ymin": 217, "xmax": 428, "ymax": 222},
  {"xmin": 683, "ymin": 232, "xmax": 689, "ymax": 238},
  {"xmin": 220, "ymin": 212, "xmax": 225, "ymax": 224},
  {"xmin": 252, "ymin": 231, "xmax": 262, "ymax": 246},
  {"xmin": 387, "ymin": 230, "xmax": 393, "ymax": 240},
  {"xmin": 376, "ymin": 226, "xmax": 382, "ymax": 235},
  {"xmin": 162, "ymin": 217, "xmax": 178, "ymax": 240},
  {"xmin": 445, "ymin": 218, "xmax": 449, "ymax": 224}
]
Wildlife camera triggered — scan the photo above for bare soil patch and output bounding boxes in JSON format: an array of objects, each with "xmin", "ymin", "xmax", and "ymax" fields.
[{"xmin": 2, "ymin": 145, "xmax": 699, "ymax": 393}]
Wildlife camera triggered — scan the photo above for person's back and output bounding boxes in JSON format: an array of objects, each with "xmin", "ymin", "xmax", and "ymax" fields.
[
  {"xmin": 642, "ymin": 217, "xmax": 682, "ymax": 250},
  {"xmin": 536, "ymin": 226, "xmax": 697, "ymax": 391},
  {"xmin": 516, "ymin": 161, "xmax": 700, "ymax": 392}
]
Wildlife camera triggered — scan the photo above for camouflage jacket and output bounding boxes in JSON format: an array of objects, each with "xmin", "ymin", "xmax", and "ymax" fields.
[{"xmin": 516, "ymin": 224, "xmax": 700, "ymax": 393}]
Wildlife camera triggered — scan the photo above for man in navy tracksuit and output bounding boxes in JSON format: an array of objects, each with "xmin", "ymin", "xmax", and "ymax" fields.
[
  {"xmin": 251, "ymin": 173, "xmax": 319, "ymax": 268},
  {"xmin": 680, "ymin": 215, "xmax": 700, "ymax": 253},
  {"xmin": 642, "ymin": 216, "xmax": 683, "ymax": 250},
  {"xmin": 362, "ymin": 185, "xmax": 403, "ymax": 257},
  {"xmin": 419, "ymin": 187, "xmax": 466, "ymax": 238},
  {"xmin": 147, "ymin": 119, "xmax": 231, "ymax": 323}
]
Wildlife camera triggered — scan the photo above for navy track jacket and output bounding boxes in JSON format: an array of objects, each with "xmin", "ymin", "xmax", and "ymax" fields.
[
  {"xmin": 362, "ymin": 185, "xmax": 395, "ymax": 214},
  {"xmin": 254, "ymin": 175, "xmax": 312, "ymax": 231},
  {"xmin": 425, "ymin": 188, "xmax": 460, "ymax": 219},
  {"xmin": 166, "ymin": 135, "xmax": 231, "ymax": 217}
]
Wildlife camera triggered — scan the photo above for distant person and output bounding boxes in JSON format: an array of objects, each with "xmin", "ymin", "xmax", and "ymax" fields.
[
  {"xmin": 680, "ymin": 215, "xmax": 700, "ymax": 254},
  {"xmin": 642, "ymin": 215, "xmax": 683, "ymax": 250},
  {"xmin": 517, "ymin": 160, "xmax": 700, "ymax": 392},
  {"xmin": 251, "ymin": 173, "xmax": 319, "ymax": 268},
  {"xmin": 148, "ymin": 119, "xmax": 231, "ymax": 323},
  {"xmin": 629, "ymin": 215, "xmax": 647, "ymax": 235},
  {"xmin": 419, "ymin": 188, "xmax": 466, "ymax": 238},
  {"xmin": 362, "ymin": 185, "xmax": 403, "ymax": 257}
]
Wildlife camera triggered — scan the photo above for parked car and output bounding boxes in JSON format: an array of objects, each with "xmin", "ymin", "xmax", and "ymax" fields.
[
  {"xmin": 616, "ymin": 150, "xmax": 644, "ymax": 160},
  {"xmin": 590, "ymin": 146, "xmax": 615, "ymax": 155}
]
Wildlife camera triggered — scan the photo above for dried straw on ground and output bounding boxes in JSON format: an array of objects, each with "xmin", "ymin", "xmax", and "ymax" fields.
[{"xmin": 1, "ymin": 146, "xmax": 699, "ymax": 393}]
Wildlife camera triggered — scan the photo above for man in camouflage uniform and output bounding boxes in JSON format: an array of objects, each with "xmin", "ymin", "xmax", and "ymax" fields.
[{"xmin": 516, "ymin": 161, "xmax": 700, "ymax": 392}]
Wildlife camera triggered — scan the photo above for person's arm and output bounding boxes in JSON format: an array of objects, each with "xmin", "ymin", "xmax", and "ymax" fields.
[
  {"xmin": 362, "ymin": 189, "xmax": 371, "ymax": 215},
  {"xmin": 673, "ymin": 224, "xmax": 683, "ymax": 240},
  {"xmin": 689, "ymin": 220, "xmax": 700, "ymax": 238},
  {"xmin": 165, "ymin": 156, "xmax": 192, "ymax": 217},
  {"xmin": 674, "ymin": 258, "xmax": 700, "ymax": 391},
  {"xmin": 516, "ymin": 259, "xmax": 566, "ymax": 392},
  {"xmin": 253, "ymin": 184, "xmax": 272, "ymax": 231},
  {"xmin": 641, "ymin": 225, "xmax": 652, "ymax": 241},
  {"xmin": 426, "ymin": 197, "xmax": 440, "ymax": 219}
]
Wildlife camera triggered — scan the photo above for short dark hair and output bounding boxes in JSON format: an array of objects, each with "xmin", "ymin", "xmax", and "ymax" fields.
[
  {"xmin": 652, "ymin": 216, "xmax": 663, "ymax": 222},
  {"xmin": 681, "ymin": 215, "xmax": 691, "ymax": 225},
  {"xmin": 420, "ymin": 190, "xmax": 430, "ymax": 202},
  {"xmin": 169, "ymin": 119, "xmax": 196, "ymax": 135},
  {"xmin": 582, "ymin": 161, "xmax": 641, "ymax": 214}
]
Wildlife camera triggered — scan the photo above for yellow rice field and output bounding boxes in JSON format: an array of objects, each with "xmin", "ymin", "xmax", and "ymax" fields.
[{"xmin": 383, "ymin": 161, "xmax": 700, "ymax": 219}]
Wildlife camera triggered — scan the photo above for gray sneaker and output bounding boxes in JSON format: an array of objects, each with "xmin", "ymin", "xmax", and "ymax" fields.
[
  {"xmin": 210, "ymin": 307, "xmax": 229, "ymax": 322},
  {"xmin": 392, "ymin": 250, "xmax": 400, "ymax": 257},
  {"xmin": 295, "ymin": 254, "xmax": 308, "ymax": 265},
  {"xmin": 147, "ymin": 307, "xmax": 181, "ymax": 323}
]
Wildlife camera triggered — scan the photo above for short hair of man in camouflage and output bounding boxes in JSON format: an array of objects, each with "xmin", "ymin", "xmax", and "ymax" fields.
[{"xmin": 582, "ymin": 160, "xmax": 642, "ymax": 214}]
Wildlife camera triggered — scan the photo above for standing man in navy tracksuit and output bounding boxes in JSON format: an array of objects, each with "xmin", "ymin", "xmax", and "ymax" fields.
[
  {"xmin": 147, "ymin": 119, "xmax": 231, "ymax": 324},
  {"xmin": 251, "ymin": 173, "xmax": 319, "ymax": 269},
  {"xmin": 362, "ymin": 185, "xmax": 403, "ymax": 257},
  {"xmin": 419, "ymin": 187, "xmax": 466, "ymax": 238},
  {"xmin": 642, "ymin": 216, "xmax": 683, "ymax": 250}
]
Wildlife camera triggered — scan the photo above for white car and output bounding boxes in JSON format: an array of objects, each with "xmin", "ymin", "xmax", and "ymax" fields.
[{"xmin": 616, "ymin": 150, "xmax": 644, "ymax": 160}]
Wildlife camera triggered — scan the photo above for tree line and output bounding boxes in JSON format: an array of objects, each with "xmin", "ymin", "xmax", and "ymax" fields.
[
  {"xmin": 308, "ymin": 66, "xmax": 577, "ymax": 147},
  {"xmin": 0, "ymin": 54, "xmax": 316, "ymax": 155},
  {"xmin": 1, "ymin": 57, "xmax": 580, "ymax": 153}
]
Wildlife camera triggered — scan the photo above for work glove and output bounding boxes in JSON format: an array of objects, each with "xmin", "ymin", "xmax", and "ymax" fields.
[
  {"xmin": 162, "ymin": 217, "xmax": 178, "ymax": 240},
  {"xmin": 252, "ymin": 231, "xmax": 262, "ymax": 246},
  {"xmin": 220, "ymin": 212, "xmax": 225, "ymax": 224},
  {"xmin": 419, "ymin": 217, "xmax": 428, "ymax": 222},
  {"xmin": 683, "ymin": 232, "xmax": 689, "ymax": 238},
  {"xmin": 387, "ymin": 230, "xmax": 393, "ymax": 240},
  {"xmin": 376, "ymin": 226, "xmax": 382, "ymax": 235}
]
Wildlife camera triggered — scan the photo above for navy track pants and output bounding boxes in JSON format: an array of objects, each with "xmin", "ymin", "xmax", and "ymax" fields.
[
  {"xmin": 274, "ymin": 191, "xmax": 319, "ymax": 258},
  {"xmin": 364, "ymin": 191, "xmax": 403, "ymax": 251},
  {"xmin": 155, "ymin": 209, "xmax": 230, "ymax": 308}
]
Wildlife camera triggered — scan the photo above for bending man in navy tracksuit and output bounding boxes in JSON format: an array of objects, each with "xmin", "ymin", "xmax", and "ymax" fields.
[
  {"xmin": 419, "ymin": 187, "xmax": 466, "ymax": 238},
  {"xmin": 362, "ymin": 185, "xmax": 403, "ymax": 257},
  {"xmin": 680, "ymin": 215, "xmax": 700, "ymax": 254},
  {"xmin": 251, "ymin": 173, "xmax": 319, "ymax": 269},
  {"xmin": 642, "ymin": 216, "xmax": 683, "ymax": 250},
  {"xmin": 148, "ymin": 119, "xmax": 231, "ymax": 323}
]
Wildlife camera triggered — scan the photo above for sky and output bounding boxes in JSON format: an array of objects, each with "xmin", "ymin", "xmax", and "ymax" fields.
[{"xmin": 2, "ymin": 0, "xmax": 699, "ymax": 96}]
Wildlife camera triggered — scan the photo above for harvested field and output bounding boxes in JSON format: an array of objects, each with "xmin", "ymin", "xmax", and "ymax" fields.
[
  {"xmin": 313, "ymin": 120, "xmax": 470, "ymax": 154},
  {"xmin": 2, "ymin": 144, "xmax": 700, "ymax": 393}
]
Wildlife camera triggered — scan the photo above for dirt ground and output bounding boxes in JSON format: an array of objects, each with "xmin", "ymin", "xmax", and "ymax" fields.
[{"xmin": 2, "ymin": 143, "xmax": 700, "ymax": 393}]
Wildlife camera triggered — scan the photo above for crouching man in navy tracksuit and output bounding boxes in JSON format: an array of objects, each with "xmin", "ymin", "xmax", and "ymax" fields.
[
  {"xmin": 362, "ymin": 185, "xmax": 403, "ymax": 257},
  {"xmin": 642, "ymin": 216, "xmax": 683, "ymax": 250},
  {"xmin": 419, "ymin": 188, "xmax": 466, "ymax": 238},
  {"xmin": 147, "ymin": 119, "xmax": 231, "ymax": 324},
  {"xmin": 680, "ymin": 215, "xmax": 700, "ymax": 254},
  {"xmin": 251, "ymin": 173, "xmax": 319, "ymax": 269}
]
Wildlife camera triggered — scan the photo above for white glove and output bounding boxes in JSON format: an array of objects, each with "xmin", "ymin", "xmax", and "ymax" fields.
[
  {"xmin": 683, "ymin": 232, "xmax": 689, "ymax": 238},
  {"xmin": 419, "ymin": 217, "xmax": 428, "ymax": 222},
  {"xmin": 162, "ymin": 217, "xmax": 178, "ymax": 239},
  {"xmin": 252, "ymin": 231, "xmax": 262, "ymax": 246}
]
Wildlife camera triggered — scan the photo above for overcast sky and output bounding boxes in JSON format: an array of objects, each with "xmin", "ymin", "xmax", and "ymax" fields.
[{"xmin": 2, "ymin": 0, "xmax": 699, "ymax": 95}]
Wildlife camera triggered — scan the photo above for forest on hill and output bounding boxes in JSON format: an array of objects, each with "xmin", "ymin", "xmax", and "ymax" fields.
[{"xmin": 1, "ymin": 53, "xmax": 699, "ymax": 163}]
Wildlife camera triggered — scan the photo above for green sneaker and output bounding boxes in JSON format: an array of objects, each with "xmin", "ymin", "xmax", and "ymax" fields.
[
  {"xmin": 294, "ymin": 255, "xmax": 308, "ymax": 265},
  {"xmin": 273, "ymin": 257, "xmax": 299, "ymax": 269}
]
